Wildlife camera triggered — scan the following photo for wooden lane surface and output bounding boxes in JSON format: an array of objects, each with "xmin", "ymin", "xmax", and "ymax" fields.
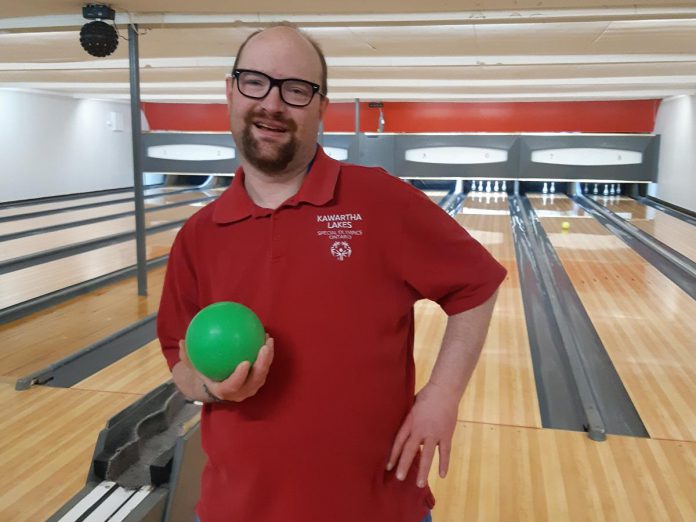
[
  {"xmin": 424, "ymin": 190, "xmax": 449, "ymax": 204},
  {"xmin": 0, "ymin": 186, "xmax": 181, "ymax": 219},
  {"xmin": 0, "ymin": 227, "xmax": 178, "ymax": 310},
  {"xmin": 2, "ymin": 388, "xmax": 693, "ymax": 521},
  {"xmin": 429, "ymin": 421, "xmax": 696, "ymax": 521},
  {"xmin": 0, "ymin": 384, "xmax": 142, "ymax": 521},
  {"xmin": 65, "ymin": 345, "xmax": 696, "ymax": 521},
  {"xmin": 0, "ymin": 189, "xmax": 222, "ymax": 237},
  {"xmin": 529, "ymin": 194, "xmax": 696, "ymax": 442},
  {"xmin": 414, "ymin": 192, "xmax": 542, "ymax": 429},
  {"xmin": 1, "ymin": 195, "xmax": 220, "ymax": 310},
  {"xmin": 595, "ymin": 196, "xmax": 696, "ymax": 263},
  {"xmin": 0, "ymin": 267, "xmax": 166, "ymax": 380},
  {"xmin": 73, "ymin": 340, "xmax": 171, "ymax": 394},
  {"xmin": 0, "ymin": 201, "xmax": 203, "ymax": 263}
]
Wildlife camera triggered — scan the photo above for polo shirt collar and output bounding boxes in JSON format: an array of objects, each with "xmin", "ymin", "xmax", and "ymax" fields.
[{"xmin": 213, "ymin": 145, "xmax": 340, "ymax": 224}]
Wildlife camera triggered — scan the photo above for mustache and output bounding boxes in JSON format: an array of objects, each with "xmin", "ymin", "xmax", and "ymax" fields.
[{"xmin": 244, "ymin": 109, "xmax": 298, "ymax": 132}]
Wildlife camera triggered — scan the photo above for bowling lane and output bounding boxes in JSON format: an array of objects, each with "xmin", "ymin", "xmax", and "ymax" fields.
[
  {"xmin": 529, "ymin": 194, "xmax": 696, "ymax": 442},
  {"xmin": 0, "ymin": 185, "xmax": 182, "ymax": 219},
  {"xmin": 594, "ymin": 195, "xmax": 696, "ymax": 263},
  {"xmin": 428, "ymin": 420, "xmax": 696, "ymax": 521},
  {"xmin": 72, "ymin": 340, "xmax": 171, "ymax": 394},
  {"xmin": 424, "ymin": 190, "xmax": 449, "ymax": 204},
  {"xmin": 0, "ymin": 266, "xmax": 166, "ymax": 380},
  {"xmin": 0, "ymin": 384, "xmax": 141, "ymax": 521},
  {"xmin": 0, "ymin": 200, "xmax": 202, "ymax": 263},
  {"xmin": 415, "ymin": 191, "xmax": 542, "ymax": 429},
  {"xmin": 0, "ymin": 188, "xmax": 221, "ymax": 237},
  {"xmin": 0, "ymin": 227, "xmax": 178, "ymax": 310}
]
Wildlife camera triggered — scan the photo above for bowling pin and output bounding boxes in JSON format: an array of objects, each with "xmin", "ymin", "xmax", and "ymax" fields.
[
  {"xmin": 494, "ymin": 180, "xmax": 499, "ymax": 192},
  {"xmin": 542, "ymin": 182, "xmax": 548, "ymax": 194},
  {"xmin": 478, "ymin": 180, "xmax": 483, "ymax": 191},
  {"xmin": 485, "ymin": 181, "xmax": 491, "ymax": 193},
  {"xmin": 593, "ymin": 183, "xmax": 599, "ymax": 195},
  {"xmin": 609, "ymin": 184, "xmax": 615, "ymax": 196},
  {"xmin": 502, "ymin": 180, "xmax": 507, "ymax": 192},
  {"xmin": 550, "ymin": 182, "xmax": 556, "ymax": 194},
  {"xmin": 616, "ymin": 184, "xmax": 621, "ymax": 195},
  {"xmin": 603, "ymin": 184, "xmax": 609, "ymax": 196},
  {"xmin": 584, "ymin": 183, "xmax": 589, "ymax": 194}
]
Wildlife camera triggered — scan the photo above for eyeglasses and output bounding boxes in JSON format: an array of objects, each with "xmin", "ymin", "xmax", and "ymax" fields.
[{"xmin": 231, "ymin": 69, "xmax": 324, "ymax": 108}]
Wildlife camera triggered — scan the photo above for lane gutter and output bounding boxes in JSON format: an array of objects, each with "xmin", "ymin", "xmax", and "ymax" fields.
[{"xmin": 510, "ymin": 194, "xmax": 649, "ymax": 441}]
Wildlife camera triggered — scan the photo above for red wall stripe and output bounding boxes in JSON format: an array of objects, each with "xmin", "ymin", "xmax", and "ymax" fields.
[
  {"xmin": 143, "ymin": 102, "xmax": 230, "ymax": 132},
  {"xmin": 142, "ymin": 99, "xmax": 660, "ymax": 134}
]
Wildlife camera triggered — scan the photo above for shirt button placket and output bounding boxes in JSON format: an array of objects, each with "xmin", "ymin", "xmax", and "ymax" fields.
[{"xmin": 271, "ymin": 213, "xmax": 283, "ymax": 262}]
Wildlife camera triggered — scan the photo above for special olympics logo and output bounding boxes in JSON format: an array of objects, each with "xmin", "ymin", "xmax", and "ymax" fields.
[{"xmin": 330, "ymin": 241, "xmax": 352, "ymax": 261}]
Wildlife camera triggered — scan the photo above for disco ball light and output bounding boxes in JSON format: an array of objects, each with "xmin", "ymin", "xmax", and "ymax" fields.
[{"xmin": 80, "ymin": 20, "xmax": 118, "ymax": 57}]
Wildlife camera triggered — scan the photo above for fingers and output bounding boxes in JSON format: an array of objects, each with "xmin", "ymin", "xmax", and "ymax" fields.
[
  {"xmin": 392, "ymin": 437, "xmax": 442, "ymax": 487},
  {"xmin": 178, "ymin": 340, "xmax": 190, "ymax": 365},
  {"xmin": 207, "ymin": 360, "xmax": 251, "ymax": 399},
  {"xmin": 395, "ymin": 438, "xmax": 421, "ymax": 483},
  {"xmin": 387, "ymin": 411, "xmax": 448, "ymax": 488},
  {"xmin": 438, "ymin": 440, "xmax": 451, "ymax": 478},
  {"xmin": 387, "ymin": 416, "xmax": 411, "ymax": 472},
  {"xmin": 417, "ymin": 440, "xmax": 437, "ymax": 488},
  {"xmin": 245, "ymin": 338, "xmax": 274, "ymax": 390},
  {"xmin": 207, "ymin": 337, "xmax": 275, "ymax": 402}
]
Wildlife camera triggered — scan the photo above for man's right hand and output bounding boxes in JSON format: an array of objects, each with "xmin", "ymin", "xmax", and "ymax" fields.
[{"xmin": 178, "ymin": 335, "xmax": 275, "ymax": 402}]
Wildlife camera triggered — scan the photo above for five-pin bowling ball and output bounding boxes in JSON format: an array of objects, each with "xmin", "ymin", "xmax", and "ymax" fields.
[{"xmin": 185, "ymin": 302, "xmax": 265, "ymax": 382}]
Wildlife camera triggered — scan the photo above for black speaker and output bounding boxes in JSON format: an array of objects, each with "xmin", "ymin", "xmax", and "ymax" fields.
[{"xmin": 80, "ymin": 20, "xmax": 118, "ymax": 57}]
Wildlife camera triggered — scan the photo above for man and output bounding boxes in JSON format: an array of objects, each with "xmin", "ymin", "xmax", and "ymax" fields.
[{"xmin": 158, "ymin": 24, "xmax": 506, "ymax": 522}]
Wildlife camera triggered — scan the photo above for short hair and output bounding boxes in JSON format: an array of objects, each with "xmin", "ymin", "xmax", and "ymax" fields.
[{"xmin": 232, "ymin": 22, "xmax": 328, "ymax": 96}]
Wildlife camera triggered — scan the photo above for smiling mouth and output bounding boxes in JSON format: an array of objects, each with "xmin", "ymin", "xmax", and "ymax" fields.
[{"xmin": 254, "ymin": 122, "xmax": 287, "ymax": 133}]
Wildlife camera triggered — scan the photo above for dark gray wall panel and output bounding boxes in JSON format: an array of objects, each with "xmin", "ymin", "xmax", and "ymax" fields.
[
  {"xmin": 394, "ymin": 134, "xmax": 519, "ymax": 179},
  {"xmin": 520, "ymin": 135, "xmax": 658, "ymax": 182},
  {"xmin": 358, "ymin": 134, "xmax": 396, "ymax": 172},
  {"xmin": 143, "ymin": 133, "xmax": 239, "ymax": 174},
  {"xmin": 322, "ymin": 134, "xmax": 360, "ymax": 164},
  {"xmin": 140, "ymin": 132, "xmax": 659, "ymax": 182}
]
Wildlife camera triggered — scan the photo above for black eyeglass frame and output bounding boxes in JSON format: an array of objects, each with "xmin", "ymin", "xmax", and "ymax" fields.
[{"xmin": 231, "ymin": 68, "xmax": 325, "ymax": 108}]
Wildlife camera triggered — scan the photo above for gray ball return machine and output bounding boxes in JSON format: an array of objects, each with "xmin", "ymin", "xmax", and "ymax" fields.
[{"xmin": 48, "ymin": 382, "xmax": 204, "ymax": 522}]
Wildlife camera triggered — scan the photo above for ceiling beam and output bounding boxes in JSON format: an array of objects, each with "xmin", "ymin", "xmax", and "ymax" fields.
[
  {"xmin": 3, "ymin": 7, "xmax": 696, "ymax": 32},
  {"xmin": 69, "ymin": 90, "xmax": 691, "ymax": 102},
  {"xmin": 2, "ymin": 55, "xmax": 696, "ymax": 72},
  {"xmin": 4, "ymin": 76, "xmax": 696, "ymax": 91}
]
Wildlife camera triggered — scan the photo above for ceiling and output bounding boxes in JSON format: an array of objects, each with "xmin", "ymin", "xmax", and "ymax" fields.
[{"xmin": 1, "ymin": 1, "xmax": 696, "ymax": 103}]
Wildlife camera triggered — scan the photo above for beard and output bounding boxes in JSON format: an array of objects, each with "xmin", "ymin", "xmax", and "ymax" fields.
[{"xmin": 240, "ymin": 110, "xmax": 299, "ymax": 174}]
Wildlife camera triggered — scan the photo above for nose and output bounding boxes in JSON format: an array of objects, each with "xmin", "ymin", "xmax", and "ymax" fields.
[{"xmin": 260, "ymin": 84, "xmax": 285, "ymax": 113}]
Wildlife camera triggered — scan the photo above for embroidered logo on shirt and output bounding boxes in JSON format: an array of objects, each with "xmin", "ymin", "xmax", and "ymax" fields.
[
  {"xmin": 317, "ymin": 213, "xmax": 362, "ymax": 228},
  {"xmin": 330, "ymin": 241, "xmax": 352, "ymax": 261},
  {"xmin": 316, "ymin": 212, "xmax": 364, "ymax": 242}
]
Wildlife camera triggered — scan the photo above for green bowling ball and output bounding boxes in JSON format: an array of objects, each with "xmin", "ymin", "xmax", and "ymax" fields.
[{"xmin": 185, "ymin": 302, "xmax": 265, "ymax": 382}]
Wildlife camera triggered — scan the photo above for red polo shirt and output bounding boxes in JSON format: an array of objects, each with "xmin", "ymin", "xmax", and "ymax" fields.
[{"xmin": 157, "ymin": 146, "xmax": 506, "ymax": 522}]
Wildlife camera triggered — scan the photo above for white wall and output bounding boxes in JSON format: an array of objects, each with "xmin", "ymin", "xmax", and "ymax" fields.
[
  {"xmin": 0, "ymin": 90, "xmax": 134, "ymax": 202},
  {"xmin": 654, "ymin": 95, "xmax": 696, "ymax": 213}
]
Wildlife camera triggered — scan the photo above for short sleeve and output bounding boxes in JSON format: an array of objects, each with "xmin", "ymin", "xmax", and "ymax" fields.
[
  {"xmin": 400, "ymin": 190, "xmax": 507, "ymax": 315},
  {"xmin": 157, "ymin": 225, "xmax": 200, "ymax": 371}
]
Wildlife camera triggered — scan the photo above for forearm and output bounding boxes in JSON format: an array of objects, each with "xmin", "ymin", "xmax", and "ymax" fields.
[
  {"xmin": 172, "ymin": 361, "xmax": 213, "ymax": 402},
  {"xmin": 427, "ymin": 291, "xmax": 498, "ymax": 399}
]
